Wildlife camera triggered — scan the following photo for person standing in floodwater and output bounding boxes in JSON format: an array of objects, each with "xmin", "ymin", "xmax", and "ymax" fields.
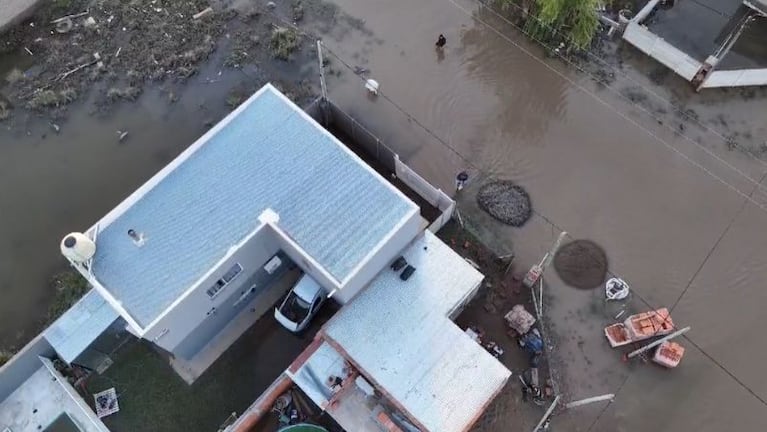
[{"xmin": 436, "ymin": 34, "xmax": 446, "ymax": 48}]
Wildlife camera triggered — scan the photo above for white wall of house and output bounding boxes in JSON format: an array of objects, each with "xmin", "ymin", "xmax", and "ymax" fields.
[
  {"xmin": 143, "ymin": 206, "xmax": 421, "ymax": 358},
  {"xmin": 145, "ymin": 225, "xmax": 285, "ymax": 356},
  {"xmin": 334, "ymin": 209, "xmax": 421, "ymax": 304}
]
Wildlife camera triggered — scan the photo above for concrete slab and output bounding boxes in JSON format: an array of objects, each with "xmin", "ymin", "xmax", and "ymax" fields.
[
  {"xmin": 623, "ymin": 23, "xmax": 701, "ymax": 81},
  {"xmin": 0, "ymin": 361, "xmax": 107, "ymax": 432}
]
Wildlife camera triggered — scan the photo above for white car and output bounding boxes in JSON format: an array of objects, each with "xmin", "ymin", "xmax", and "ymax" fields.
[{"xmin": 274, "ymin": 274, "xmax": 326, "ymax": 333}]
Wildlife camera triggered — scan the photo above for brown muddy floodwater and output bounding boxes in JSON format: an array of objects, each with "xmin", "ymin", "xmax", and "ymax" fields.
[
  {"xmin": 0, "ymin": 86, "xmax": 224, "ymax": 349},
  {"xmin": 1, "ymin": 0, "xmax": 767, "ymax": 429},
  {"xmin": 319, "ymin": 0, "xmax": 767, "ymax": 430}
]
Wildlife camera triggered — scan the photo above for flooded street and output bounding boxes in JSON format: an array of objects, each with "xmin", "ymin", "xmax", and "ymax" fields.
[
  {"xmin": 319, "ymin": 0, "xmax": 767, "ymax": 429},
  {"xmin": 1, "ymin": 0, "xmax": 767, "ymax": 429}
]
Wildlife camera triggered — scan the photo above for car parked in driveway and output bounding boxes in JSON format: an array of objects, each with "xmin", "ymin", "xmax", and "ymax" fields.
[{"xmin": 274, "ymin": 273, "xmax": 327, "ymax": 333}]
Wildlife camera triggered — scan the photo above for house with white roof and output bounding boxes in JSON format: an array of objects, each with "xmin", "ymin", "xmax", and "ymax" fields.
[
  {"xmin": 55, "ymin": 84, "xmax": 422, "ymax": 381},
  {"xmin": 1, "ymin": 83, "xmax": 508, "ymax": 432}
]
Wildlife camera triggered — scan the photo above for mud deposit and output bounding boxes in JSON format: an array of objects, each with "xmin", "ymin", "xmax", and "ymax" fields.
[
  {"xmin": 0, "ymin": 0, "xmax": 327, "ymax": 123},
  {"xmin": 552, "ymin": 240, "xmax": 608, "ymax": 290},
  {"xmin": 477, "ymin": 180, "xmax": 532, "ymax": 227}
]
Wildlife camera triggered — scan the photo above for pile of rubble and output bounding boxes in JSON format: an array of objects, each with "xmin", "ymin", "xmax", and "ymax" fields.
[{"xmin": 476, "ymin": 180, "xmax": 533, "ymax": 227}]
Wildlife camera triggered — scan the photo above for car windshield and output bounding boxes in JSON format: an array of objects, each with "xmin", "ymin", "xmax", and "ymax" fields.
[{"xmin": 280, "ymin": 291, "xmax": 311, "ymax": 322}]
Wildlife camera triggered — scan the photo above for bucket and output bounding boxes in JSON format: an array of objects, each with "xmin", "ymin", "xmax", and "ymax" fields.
[{"xmin": 618, "ymin": 9, "xmax": 634, "ymax": 24}]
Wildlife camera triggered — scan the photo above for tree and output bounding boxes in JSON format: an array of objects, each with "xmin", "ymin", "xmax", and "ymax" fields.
[{"xmin": 501, "ymin": 0, "xmax": 600, "ymax": 50}]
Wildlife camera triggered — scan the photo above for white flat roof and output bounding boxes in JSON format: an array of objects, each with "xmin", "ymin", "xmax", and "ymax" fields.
[
  {"xmin": 82, "ymin": 84, "xmax": 417, "ymax": 329},
  {"xmin": 0, "ymin": 360, "xmax": 107, "ymax": 432},
  {"xmin": 323, "ymin": 231, "xmax": 511, "ymax": 432}
]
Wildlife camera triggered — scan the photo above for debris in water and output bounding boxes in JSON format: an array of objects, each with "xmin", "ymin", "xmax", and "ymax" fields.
[
  {"xmin": 53, "ymin": 19, "xmax": 72, "ymax": 34},
  {"xmin": 59, "ymin": 59, "xmax": 100, "ymax": 81},
  {"xmin": 292, "ymin": 1, "xmax": 305, "ymax": 22},
  {"xmin": 605, "ymin": 277, "xmax": 630, "ymax": 300},
  {"xmin": 270, "ymin": 27, "xmax": 300, "ymax": 60},
  {"xmin": 50, "ymin": 11, "xmax": 89, "ymax": 25},
  {"xmin": 24, "ymin": 47, "xmax": 34, "ymax": 56},
  {"xmin": 193, "ymin": 7, "xmax": 214, "ymax": 20},
  {"xmin": 50, "ymin": 123, "xmax": 60, "ymax": 133},
  {"xmin": 0, "ymin": 101, "xmax": 10, "ymax": 120},
  {"xmin": 117, "ymin": 131, "xmax": 129, "ymax": 142},
  {"xmin": 365, "ymin": 79, "xmax": 379, "ymax": 95},
  {"xmin": 476, "ymin": 180, "xmax": 532, "ymax": 227},
  {"xmin": 553, "ymin": 240, "xmax": 607, "ymax": 290}
]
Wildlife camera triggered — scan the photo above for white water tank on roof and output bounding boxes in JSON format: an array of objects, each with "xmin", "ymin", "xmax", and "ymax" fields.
[{"xmin": 61, "ymin": 232, "xmax": 96, "ymax": 263}]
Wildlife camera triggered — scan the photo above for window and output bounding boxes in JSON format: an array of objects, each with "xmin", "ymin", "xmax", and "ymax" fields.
[
  {"xmin": 207, "ymin": 263, "xmax": 243, "ymax": 298},
  {"xmin": 222, "ymin": 263, "xmax": 243, "ymax": 283}
]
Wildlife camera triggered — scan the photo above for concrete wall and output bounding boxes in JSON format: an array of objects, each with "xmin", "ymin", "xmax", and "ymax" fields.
[
  {"xmin": 333, "ymin": 209, "xmax": 421, "ymax": 304},
  {"xmin": 0, "ymin": 333, "xmax": 54, "ymax": 403},
  {"xmin": 145, "ymin": 225, "xmax": 285, "ymax": 355}
]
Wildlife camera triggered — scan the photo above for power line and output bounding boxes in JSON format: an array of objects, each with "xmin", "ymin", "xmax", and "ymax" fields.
[
  {"xmin": 320, "ymin": 4, "xmax": 767, "ymax": 216},
  {"xmin": 460, "ymin": 0, "xmax": 767, "ymax": 187},
  {"xmin": 317, "ymin": 14, "xmax": 767, "ymax": 410},
  {"xmin": 475, "ymin": 0, "xmax": 763, "ymax": 164}
]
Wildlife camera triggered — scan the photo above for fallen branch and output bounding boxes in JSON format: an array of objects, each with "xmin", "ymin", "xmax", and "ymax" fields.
[
  {"xmin": 58, "ymin": 59, "xmax": 99, "ymax": 81},
  {"xmin": 50, "ymin": 10, "xmax": 89, "ymax": 24},
  {"xmin": 193, "ymin": 7, "xmax": 214, "ymax": 20}
]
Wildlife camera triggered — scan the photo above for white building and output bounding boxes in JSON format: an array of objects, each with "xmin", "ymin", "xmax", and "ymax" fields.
[{"xmin": 56, "ymin": 84, "xmax": 421, "ymax": 381}]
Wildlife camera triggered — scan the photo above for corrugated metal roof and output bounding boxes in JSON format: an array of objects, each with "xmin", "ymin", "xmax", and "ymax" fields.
[
  {"xmin": 44, "ymin": 289, "xmax": 120, "ymax": 364},
  {"xmin": 323, "ymin": 231, "xmax": 511, "ymax": 432},
  {"xmin": 90, "ymin": 85, "xmax": 416, "ymax": 327}
]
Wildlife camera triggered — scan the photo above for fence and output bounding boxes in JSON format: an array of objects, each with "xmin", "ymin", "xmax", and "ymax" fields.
[
  {"xmin": 393, "ymin": 156, "xmax": 455, "ymax": 232},
  {"xmin": 304, "ymin": 96, "xmax": 456, "ymax": 232},
  {"xmin": 324, "ymin": 100, "xmax": 398, "ymax": 172}
]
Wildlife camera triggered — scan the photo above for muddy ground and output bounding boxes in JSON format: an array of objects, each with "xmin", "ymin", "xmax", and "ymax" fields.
[
  {"xmin": 436, "ymin": 221, "xmax": 558, "ymax": 431},
  {"xmin": 0, "ymin": 0, "xmax": 336, "ymax": 126}
]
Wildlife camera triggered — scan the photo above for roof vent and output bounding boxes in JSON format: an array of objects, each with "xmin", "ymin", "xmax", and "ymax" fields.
[
  {"xmin": 60, "ymin": 232, "xmax": 96, "ymax": 263},
  {"xmin": 390, "ymin": 256, "xmax": 407, "ymax": 272},
  {"xmin": 400, "ymin": 265, "xmax": 416, "ymax": 281},
  {"xmin": 127, "ymin": 229, "xmax": 146, "ymax": 247}
]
